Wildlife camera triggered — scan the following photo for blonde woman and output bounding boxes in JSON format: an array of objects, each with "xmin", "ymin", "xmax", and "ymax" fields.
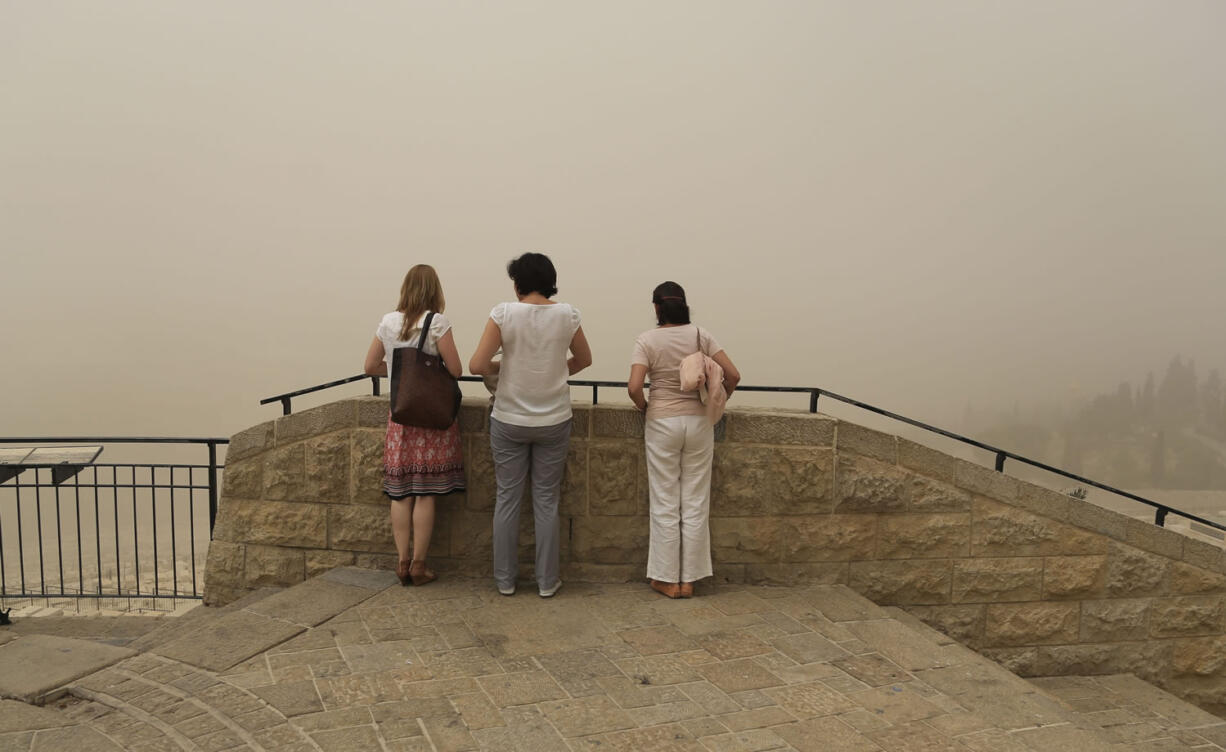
[
  {"xmin": 364, "ymin": 265, "xmax": 464, "ymax": 586},
  {"xmin": 628, "ymin": 281, "xmax": 740, "ymax": 598}
]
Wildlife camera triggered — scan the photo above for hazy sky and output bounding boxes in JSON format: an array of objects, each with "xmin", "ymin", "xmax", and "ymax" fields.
[{"xmin": 3, "ymin": 1, "xmax": 1225, "ymax": 444}]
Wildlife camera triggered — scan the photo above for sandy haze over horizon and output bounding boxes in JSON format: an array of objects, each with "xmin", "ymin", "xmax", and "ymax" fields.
[{"xmin": 3, "ymin": 1, "xmax": 1225, "ymax": 445}]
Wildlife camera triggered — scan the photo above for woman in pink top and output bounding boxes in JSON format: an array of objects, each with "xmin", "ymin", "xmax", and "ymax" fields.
[{"xmin": 627, "ymin": 281, "xmax": 741, "ymax": 598}]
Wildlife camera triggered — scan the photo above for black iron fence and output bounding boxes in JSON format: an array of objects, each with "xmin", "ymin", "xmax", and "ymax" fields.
[
  {"xmin": 0, "ymin": 438, "xmax": 227, "ymax": 601},
  {"xmin": 263, "ymin": 374, "xmax": 1226, "ymax": 535}
]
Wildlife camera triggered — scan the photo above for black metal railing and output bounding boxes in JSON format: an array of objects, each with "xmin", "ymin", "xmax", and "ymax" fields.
[
  {"xmin": 263, "ymin": 374, "xmax": 1226, "ymax": 535},
  {"xmin": 0, "ymin": 438, "xmax": 227, "ymax": 601}
]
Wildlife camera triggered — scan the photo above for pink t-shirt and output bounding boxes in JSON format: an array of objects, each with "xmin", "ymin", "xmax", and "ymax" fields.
[{"xmin": 630, "ymin": 324, "xmax": 723, "ymax": 420}]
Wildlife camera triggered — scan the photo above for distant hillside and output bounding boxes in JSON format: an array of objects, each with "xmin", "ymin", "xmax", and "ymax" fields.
[{"xmin": 970, "ymin": 356, "xmax": 1226, "ymax": 490}]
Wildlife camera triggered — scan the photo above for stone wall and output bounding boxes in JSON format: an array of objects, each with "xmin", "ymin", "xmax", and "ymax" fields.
[{"xmin": 204, "ymin": 396, "xmax": 1226, "ymax": 712}]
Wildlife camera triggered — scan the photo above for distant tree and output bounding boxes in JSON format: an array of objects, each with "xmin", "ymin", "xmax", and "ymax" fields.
[
  {"xmin": 1138, "ymin": 372, "xmax": 1156, "ymax": 419},
  {"xmin": 1151, "ymin": 430, "xmax": 1166, "ymax": 486},
  {"xmin": 1202, "ymin": 369, "xmax": 1223, "ymax": 436},
  {"xmin": 1067, "ymin": 487, "xmax": 1088, "ymax": 500}
]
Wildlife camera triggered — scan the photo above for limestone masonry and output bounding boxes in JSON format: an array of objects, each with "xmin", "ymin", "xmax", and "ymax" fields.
[{"xmin": 204, "ymin": 396, "xmax": 1226, "ymax": 713}]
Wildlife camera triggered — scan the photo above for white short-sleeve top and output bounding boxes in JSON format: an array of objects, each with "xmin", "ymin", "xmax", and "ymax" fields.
[
  {"xmin": 376, "ymin": 311, "xmax": 451, "ymax": 379},
  {"xmin": 489, "ymin": 301, "xmax": 581, "ymax": 427}
]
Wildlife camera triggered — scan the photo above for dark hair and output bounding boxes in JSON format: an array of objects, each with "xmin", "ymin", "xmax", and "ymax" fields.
[
  {"xmin": 507, "ymin": 252, "xmax": 558, "ymax": 298},
  {"xmin": 652, "ymin": 281, "xmax": 691, "ymax": 325}
]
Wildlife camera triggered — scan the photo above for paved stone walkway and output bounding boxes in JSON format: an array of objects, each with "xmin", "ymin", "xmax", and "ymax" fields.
[{"xmin": 2, "ymin": 568, "xmax": 1226, "ymax": 751}]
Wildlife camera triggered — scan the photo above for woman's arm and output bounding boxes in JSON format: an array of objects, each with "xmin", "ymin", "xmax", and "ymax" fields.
[
  {"xmin": 567, "ymin": 326, "xmax": 593, "ymax": 376},
  {"xmin": 628, "ymin": 364, "xmax": 648, "ymax": 412},
  {"xmin": 364, "ymin": 337, "xmax": 387, "ymax": 377},
  {"xmin": 436, "ymin": 329, "xmax": 463, "ymax": 379},
  {"xmin": 469, "ymin": 319, "xmax": 503, "ymax": 376},
  {"xmin": 711, "ymin": 350, "xmax": 740, "ymax": 396}
]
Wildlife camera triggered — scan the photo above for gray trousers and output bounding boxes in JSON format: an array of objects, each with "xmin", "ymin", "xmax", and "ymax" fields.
[{"xmin": 489, "ymin": 416, "xmax": 571, "ymax": 590}]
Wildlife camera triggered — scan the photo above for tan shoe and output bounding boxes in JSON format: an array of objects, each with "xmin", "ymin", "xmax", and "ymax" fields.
[
  {"xmin": 678, "ymin": 582, "xmax": 694, "ymax": 598},
  {"xmin": 650, "ymin": 579, "xmax": 681, "ymax": 599},
  {"xmin": 409, "ymin": 560, "xmax": 437, "ymax": 586},
  {"xmin": 396, "ymin": 560, "xmax": 412, "ymax": 587}
]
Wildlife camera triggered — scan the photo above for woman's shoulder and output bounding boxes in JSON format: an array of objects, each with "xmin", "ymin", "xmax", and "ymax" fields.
[{"xmin": 377, "ymin": 311, "xmax": 403, "ymax": 335}]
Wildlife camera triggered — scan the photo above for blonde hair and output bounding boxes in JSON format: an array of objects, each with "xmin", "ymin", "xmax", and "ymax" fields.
[{"xmin": 396, "ymin": 265, "xmax": 446, "ymax": 341}]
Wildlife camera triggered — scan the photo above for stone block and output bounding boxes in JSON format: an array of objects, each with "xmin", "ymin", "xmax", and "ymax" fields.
[
  {"xmin": 563, "ymin": 562, "xmax": 639, "ymax": 583},
  {"xmin": 570, "ymin": 404, "xmax": 591, "ymax": 439},
  {"xmin": 743, "ymin": 562, "xmax": 848, "ymax": 586},
  {"xmin": 561, "ymin": 439, "xmax": 588, "ymax": 517},
  {"xmin": 465, "ymin": 434, "xmax": 496, "ymax": 512},
  {"xmin": 1105, "ymin": 543, "xmax": 1170, "ymax": 597},
  {"xmin": 570, "ymin": 515, "xmax": 649, "ymax": 565},
  {"xmin": 878, "ymin": 514, "xmax": 969, "ymax": 559},
  {"xmin": 1033, "ymin": 641, "xmax": 1172, "ymax": 682},
  {"xmin": 710, "ymin": 518, "xmax": 784, "ymax": 564},
  {"xmin": 984, "ymin": 602, "xmax": 1079, "ymax": 647},
  {"xmin": 834, "ymin": 454, "xmax": 905, "ymax": 513},
  {"xmin": 203, "ymin": 541, "xmax": 246, "ymax": 595},
  {"xmin": 344, "ymin": 429, "xmax": 385, "ymax": 506},
  {"xmin": 1183, "ymin": 538, "xmax": 1226, "ymax": 574},
  {"xmin": 328, "ymin": 504, "xmax": 394, "ymax": 553},
  {"xmin": 1170, "ymin": 562, "xmax": 1226, "ymax": 595},
  {"xmin": 952, "ymin": 459, "xmax": 1018, "ymax": 501},
  {"xmin": 305, "ymin": 432, "xmax": 350, "ymax": 503},
  {"xmin": 1172, "ymin": 636, "xmax": 1226, "ymax": 676},
  {"xmin": 848, "ymin": 559, "xmax": 952, "ymax": 605},
  {"xmin": 952, "ymin": 558, "xmax": 1043, "ymax": 603},
  {"xmin": 305, "ymin": 549, "xmax": 356, "ymax": 578},
  {"xmin": 779, "ymin": 515, "xmax": 876, "ymax": 562},
  {"xmin": 244, "ymin": 545, "xmax": 304, "ymax": 588},
  {"xmin": 1042, "ymin": 555, "xmax": 1107, "ymax": 599},
  {"xmin": 589, "ymin": 441, "xmax": 643, "ymax": 516},
  {"xmin": 354, "ymin": 552, "xmax": 397, "ymax": 572},
  {"xmin": 457, "ymin": 400, "xmax": 487, "ymax": 434},
  {"xmin": 979, "ymin": 647, "xmax": 1039, "ymax": 676},
  {"xmin": 714, "ymin": 445, "xmax": 834, "ymax": 516},
  {"xmin": 1149, "ymin": 596, "xmax": 1225, "ymax": 638},
  {"xmin": 726, "ymin": 410, "xmax": 835, "ymax": 446},
  {"xmin": 897, "ymin": 439, "xmax": 956, "ymax": 484},
  {"xmin": 275, "ymin": 399, "xmax": 357, "ymax": 445},
  {"xmin": 971, "ymin": 498, "xmax": 1107, "ymax": 557},
  {"xmin": 221, "ymin": 457, "xmax": 263, "ymax": 499},
  {"xmin": 1066, "ymin": 500, "xmax": 1128, "ymax": 541},
  {"xmin": 1124, "ymin": 517, "xmax": 1185, "ymax": 559},
  {"xmin": 836, "ymin": 422, "xmax": 897, "ymax": 463},
  {"xmin": 904, "ymin": 605, "xmax": 985, "ymax": 645},
  {"xmin": 213, "ymin": 499, "xmax": 327, "ymax": 548},
  {"xmin": 357, "ymin": 396, "xmax": 388, "ymax": 427},
  {"xmin": 447, "ymin": 509, "xmax": 493, "ymax": 560},
  {"xmin": 592, "ymin": 406, "xmax": 644, "ymax": 439},
  {"xmin": 263, "ymin": 443, "xmax": 306, "ymax": 501},
  {"xmin": 1080, "ymin": 598, "xmax": 1149, "ymax": 641},
  {"xmin": 227, "ymin": 421, "xmax": 275, "ymax": 462},
  {"xmin": 905, "ymin": 475, "xmax": 972, "ymax": 513},
  {"xmin": 1015, "ymin": 483, "xmax": 1071, "ymax": 521}
]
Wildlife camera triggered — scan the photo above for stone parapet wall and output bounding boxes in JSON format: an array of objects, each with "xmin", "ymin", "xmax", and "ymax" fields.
[{"xmin": 204, "ymin": 396, "xmax": 1226, "ymax": 712}]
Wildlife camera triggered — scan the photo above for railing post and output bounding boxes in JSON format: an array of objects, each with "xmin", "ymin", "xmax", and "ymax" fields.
[
  {"xmin": 592, "ymin": 384, "xmax": 598, "ymax": 405},
  {"xmin": 280, "ymin": 397, "xmax": 291, "ymax": 416},
  {"xmin": 809, "ymin": 390, "xmax": 819, "ymax": 413},
  {"xmin": 1155, "ymin": 507, "xmax": 1168, "ymax": 527},
  {"xmin": 994, "ymin": 452, "xmax": 1006, "ymax": 472},
  {"xmin": 371, "ymin": 376, "xmax": 381, "ymax": 396},
  {"xmin": 207, "ymin": 441, "xmax": 219, "ymax": 536}
]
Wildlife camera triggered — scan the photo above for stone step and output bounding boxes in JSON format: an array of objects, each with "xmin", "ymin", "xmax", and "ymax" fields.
[
  {"xmin": 1032, "ymin": 674, "xmax": 1226, "ymax": 749},
  {"xmin": 148, "ymin": 566, "xmax": 396, "ymax": 672},
  {"xmin": 124, "ymin": 585, "xmax": 284, "ymax": 653}
]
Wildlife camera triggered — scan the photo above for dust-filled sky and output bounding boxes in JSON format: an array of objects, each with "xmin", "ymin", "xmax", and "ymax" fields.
[{"xmin": 3, "ymin": 1, "xmax": 1225, "ymax": 444}]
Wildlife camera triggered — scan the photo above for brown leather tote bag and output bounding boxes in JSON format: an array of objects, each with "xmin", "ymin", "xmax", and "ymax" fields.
[{"xmin": 390, "ymin": 312, "xmax": 462, "ymax": 429}]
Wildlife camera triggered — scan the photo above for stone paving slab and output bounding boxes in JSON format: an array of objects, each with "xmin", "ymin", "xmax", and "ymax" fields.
[
  {"xmin": 0, "ymin": 635, "xmax": 135, "ymax": 703},
  {"xmin": 2, "ymin": 574, "xmax": 1225, "ymax": 751}
]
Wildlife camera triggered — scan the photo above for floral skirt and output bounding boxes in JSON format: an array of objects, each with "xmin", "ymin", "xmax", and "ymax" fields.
[{"xmin": 383, "ymin": 417, "xmax": 465, "ymax": 499}]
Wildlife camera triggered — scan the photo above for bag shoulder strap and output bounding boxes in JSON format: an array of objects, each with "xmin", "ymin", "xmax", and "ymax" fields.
[
  {"xmin": 695, "ymin": 324, "xmax": 702, "ymax": 355},
  {"xmin": 416, "ymin": 312, "xmax": 435, "ymax": 350}
]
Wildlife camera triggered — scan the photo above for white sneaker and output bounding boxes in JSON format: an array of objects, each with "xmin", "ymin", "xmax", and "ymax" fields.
[
  {"xmin": 498, "ymin": 584, "xmax": 515, "ymax": 596},
  {"xmin": 539, "ymin": 580, "xmax": 562, "ymax": 598}
]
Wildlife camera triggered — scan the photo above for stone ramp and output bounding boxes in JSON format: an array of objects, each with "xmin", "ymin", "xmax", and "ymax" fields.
[
  {"xmin": 1, "ymin": 572, "xmax": 1224, "ymax": 751},
  {"xmin": 124, "ymin": 586, "xmax": 284, "ymax": 654},
  {"xmin": 1032, "ymin": 674, "xmax": 1226, "ymax": 749}
]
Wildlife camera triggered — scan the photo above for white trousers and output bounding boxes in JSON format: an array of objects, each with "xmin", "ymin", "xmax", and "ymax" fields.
[{"xmin": 645, "ymin": 415, "xmax": 714, "ymax": 583}]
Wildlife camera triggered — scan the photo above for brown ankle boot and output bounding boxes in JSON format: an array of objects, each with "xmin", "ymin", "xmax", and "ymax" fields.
[{"xmin": 396, "ymin": 560, "xmax": 411, "ymax": 587}]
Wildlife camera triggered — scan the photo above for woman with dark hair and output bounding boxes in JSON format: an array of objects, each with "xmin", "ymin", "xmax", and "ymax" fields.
[
  {"xmin": 470, "ymin": 252, "xmax": 592, "ymax": 597},
  {"xmin": 363, "ymin": 264, "xmax": 464, "ymax": 587},
  {"xmin": 627, "ymin": 281, "xmax": 740, "ymax": 598}
]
